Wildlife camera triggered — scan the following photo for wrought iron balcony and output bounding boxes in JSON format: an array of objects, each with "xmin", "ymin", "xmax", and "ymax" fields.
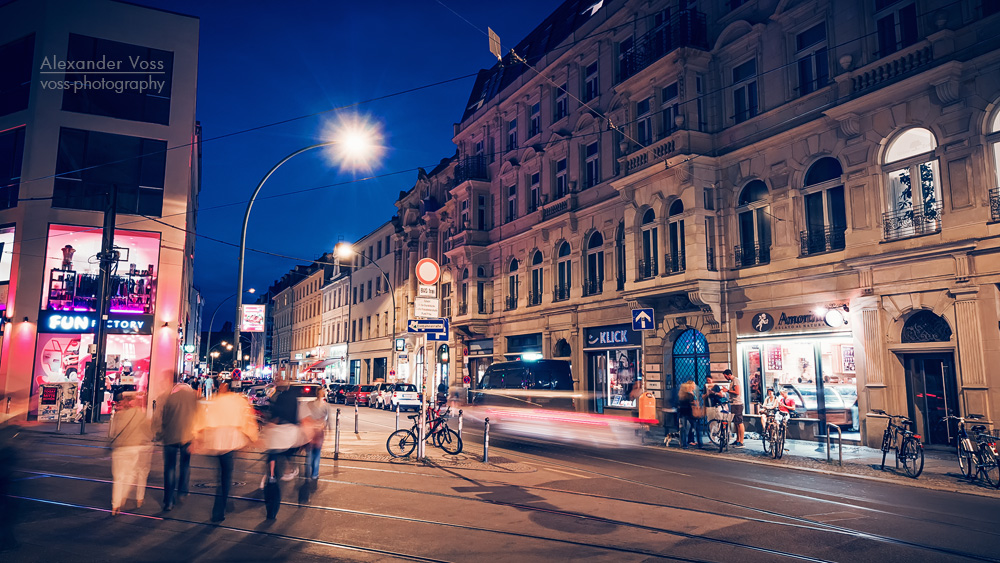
[
  {"xmin": 617, "ymin": 10, "xmax": 709, "ymax": 84},
  {"xmin": 734, "ymin": 243, "xmax": 770, "ymax": 268},
  {"xmin": 553, "ymin": 285, "xmax": 570, "ymax": 302},
  {"xmin": 664, "ymin": 250, "xmax": 685, "ymax": 275},
  {"xmin": 454, "ymin": 155, "xmax": 490, "ymax": 185},
  {"xmin": 582, "ymin": 278, "xmax": 603, "ymax": 296},
  {"xmin": 527, "ymin": 290, "xmax": 542, "ymax": 306},
  {"xmin": 991, "ymin": 188, "xmax": 1000, "ymax": 222},
  {"xmin": 800, "ymin": 226, "xmax": 846, "ymax": 255},
  {"xmin": 504, "ymin": 295, "xmax": 518, "ymax": 311},
  {"xmin": 883, "ymin": 202, "xmax": 942, "ymax": 240},
  {"xmin": 636, "ymin": 258, "xmax": 658, "ymax": 280},
  {"xmin": 477, "ymin": 300, "xmax": 493, "ymax": 315}
]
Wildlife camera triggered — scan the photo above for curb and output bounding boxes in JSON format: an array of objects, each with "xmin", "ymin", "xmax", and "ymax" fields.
[{"xmin": 648, "ymin": 442, "xmax": 1000, "ymax": 499}]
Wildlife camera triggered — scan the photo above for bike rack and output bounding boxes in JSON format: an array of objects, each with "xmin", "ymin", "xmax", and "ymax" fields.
[{"xmin": 826, "ymin": 422, "xmax": 843, "ymax": 466}]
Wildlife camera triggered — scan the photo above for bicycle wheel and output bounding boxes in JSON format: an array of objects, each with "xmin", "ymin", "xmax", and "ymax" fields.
[
  {"xmin": 979, "ymin": 447, "xmax": 1000, "ymax": 487},
  {"xmin": 386, "ymin": 429, "xmax": 417, "ymax": 458},
  {"xmin": 761, "ymin": 425, "xmax": 772, "ymax": 456},
  {"xmin": 436, "ymin": 428, "xmax": 463, "ymax": 455},
  {"xmin": 708, "ymin": 420, "xmax": 721, "ymax": 446},
  {"xmin": 958, "ymin": 442, "xmax": 975, "ymax": 479},
  {"xmin": 773, "ymin": 426, "xmax": 785, "ymax": 460},
  {"xmin": 718, "ymin": 423, "xmax": 728, "ymax": 453},
  {"xmin": 880, "ymin": 431, "xmax": 891, "ymax": 470},
  {"xmin": 900, "ymin": 438, "xmax": 924, "ymax": 478}
]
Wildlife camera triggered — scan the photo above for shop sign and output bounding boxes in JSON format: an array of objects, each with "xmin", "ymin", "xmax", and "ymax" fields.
[
  {"xmin": 584, "ymin": 324, "xmax": 642, "ymax": 349},
  {"xmin": 240, "ymin": 304, "xmax": 266, "ymax": 332},
  {"xmin": 739, "ymin": 305, "xmax": 849, "ymax": 337},
  {"xmin": 38, "ymin": 310, "xmax": 154, "ymax": 334}
]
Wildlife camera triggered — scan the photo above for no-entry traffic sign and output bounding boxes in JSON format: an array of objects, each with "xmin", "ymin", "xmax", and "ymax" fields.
[{"xmin": 415, "ymin": 258, "xmax": 441, "ymax": 285}]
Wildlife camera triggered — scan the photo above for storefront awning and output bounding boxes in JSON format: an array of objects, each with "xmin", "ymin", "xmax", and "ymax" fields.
[{"xmin": 304, "ymin": 358, "xmax": 336, "ymax": 372}]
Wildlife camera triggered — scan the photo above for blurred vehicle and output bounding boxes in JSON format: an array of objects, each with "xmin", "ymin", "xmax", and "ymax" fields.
[
  {"xmin": 468, "ymin": 360, "xmax": 576, "ymax": 410},
  {"xmin": 389, "ymin": 383, "xmax": 420, "ymax": 411},
  {"xmin": 288, "ymin": 383, "xmax": 321, "ymax": 402},
  {"xmin": 780, "ymin": 384, "xmax": 851, "ymax": 425},
  {"xmin": 328, "ymin": 384, "xmax": 351, "ymax": 404},
  {"xmin": 369, "ymin": 382, "xmax": 393, "ymax": 409},
  {"xmin": 344, "ymin": 385, "xmax": 374, "ymax": 406}
]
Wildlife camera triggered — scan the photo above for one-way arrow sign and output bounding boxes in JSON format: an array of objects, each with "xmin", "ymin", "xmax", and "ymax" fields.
[
  {"xmin": 632, "ymin": 308, "xmax": 655, "ymax": 331},
  {"xmin": 407, "ymin": 319, "xmax": 447, "ymax": 333}
]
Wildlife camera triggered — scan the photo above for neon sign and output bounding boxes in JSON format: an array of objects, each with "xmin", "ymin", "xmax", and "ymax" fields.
[{"xmin": 38, "ymin": 311, "xmax": 154, "ymax": 335}]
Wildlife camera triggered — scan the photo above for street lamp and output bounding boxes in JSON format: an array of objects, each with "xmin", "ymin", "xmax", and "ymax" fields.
[
  {"xmin": 233, "ymin": 119, "xmax": 382, "ymax": 369},
  {"xmin": 336, "ymin": 242, "xmax": 396, "ymax": 382},
  {"xmin": 205, "ymin": 288, "xmax": 255, "ymax": 370}
]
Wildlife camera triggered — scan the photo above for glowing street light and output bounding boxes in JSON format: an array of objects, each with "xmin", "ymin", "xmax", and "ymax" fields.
[{"xmin": 233, "ymin": 115, "xmax": 384, "ymax": 366}]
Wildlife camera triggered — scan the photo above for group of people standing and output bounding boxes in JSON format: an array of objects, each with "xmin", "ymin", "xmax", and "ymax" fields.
[{"xmin": 675, "ymin": 369, "xmax": 750, "ymax": 449}]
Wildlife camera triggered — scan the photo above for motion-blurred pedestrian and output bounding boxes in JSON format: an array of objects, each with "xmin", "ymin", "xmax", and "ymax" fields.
[
  {"xmin": 198, "ymin": 381, "xmax": 257, "ymax": 523},
  {"xmin": 154, "ymin": 375, "xmax": 200, "ymax": 511},
  {"xmin": 260, "ymin": 381, "xmax": 301, "ymax": 519},
  {"xmin": 109, "ymin": 392, "xmax": 152, "ymax": 515},
  {"xmin": 301, "ymin": 385, "xmax": 328, "ymax": 480},
  {"xmin": 203, "ymin": 375, "xmax": 215, "ymax": 399}
]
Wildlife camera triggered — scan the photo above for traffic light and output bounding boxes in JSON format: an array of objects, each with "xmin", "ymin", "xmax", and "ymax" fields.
[{"xmin": 438, "ymin": 343, "xmax": 449, "ymax": 363}]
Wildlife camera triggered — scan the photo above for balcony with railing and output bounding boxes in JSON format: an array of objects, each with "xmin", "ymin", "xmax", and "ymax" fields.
[
  {"xmin": 848, "ymin": 41, "xmax": 933, "ymax": 96},
  {"xmin": 540, "ymin": 193, "xmax": 578, "ymax": 221},
  {"xmin": 553, "ymin": 285, "xmax": 571, "ymax": 302},
  {"xmin": 799, "ymin": 226, "xmax": 846, "ymax": 256},
  {"xmin": 444, "ymin": 224, "xmax": 490, "ymax": 251},
  {"xmin": 636, "ymin": 257, "xmax": 658, "ymax": 281},
  {"xmin": 734, "ymin": 244, "xmax": 770, "ymax": 269},
  {"xmin": 504, "ymin": 295, "xmax": 517, "ymax": 311},
  {"xmin": 527, "ymin": 290, "xmax": 542, "ymax": 306},
  {"xmin": 883, "ymin": 202, "xmax": 943, "ymax": 240},
  {"xmin": 454, "ymin": 155, "xmax": 490, "ymax": 185},
  {"xmin": 664, "ymin": 250, "xmax": 685, "ymax": 275},
  {"xmin": 582, "ymin": 278, "xmax": 603, "ymax": 296},
  {"xmin": 990, "ymin": 188, "xmax": 1000, "ymax": 222},
  {"xmin": 617, "ymin": 10, "xmax": 709, "ymax": 84}
]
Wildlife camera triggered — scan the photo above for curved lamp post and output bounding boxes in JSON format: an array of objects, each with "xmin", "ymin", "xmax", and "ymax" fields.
[
  {"xmin": 204, "ymin": 288, "xmax": 254, "ymax": 373},
  {"xmin": 336, "ymin": 242, "xmax": 396, "ymax": 381}
]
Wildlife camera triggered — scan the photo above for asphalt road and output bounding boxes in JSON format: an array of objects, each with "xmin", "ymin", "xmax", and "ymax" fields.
[{"xmin": 3, "ymin": 406, "xmax": 998, "ymax": 562}]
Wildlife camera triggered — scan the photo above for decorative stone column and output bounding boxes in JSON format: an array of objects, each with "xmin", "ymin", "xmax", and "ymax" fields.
[{"xmin": 952, "ymin": 287, "xmax": 989, "ymax": 416}]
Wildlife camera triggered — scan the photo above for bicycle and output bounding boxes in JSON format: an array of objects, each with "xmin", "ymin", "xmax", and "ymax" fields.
[
  {"xmin": 707, "ymin": 404, "xmax": 732, "ymax": 452},
  {"xmin": 941, "ymin": 413, "xmax": 987, "ymax": 479},
  {"xmin": 871, "ymin": 409, "xmax": 924, "ymax": 478},
  {"xmin": 386, "ymin": 406, "xmax": 463, "ymax": 458},
  {"xmin": 760, "ymin": 408, "xmax": 776, "ymax": 456},
  {"xmin": 770, "ymin": 408, "xmax": 796, "ymax": 460}
]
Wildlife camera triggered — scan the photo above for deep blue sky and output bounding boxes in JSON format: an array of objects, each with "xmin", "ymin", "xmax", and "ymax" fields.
[{"xmin": 137, "ymin": 0, "xmax": 562, "ymax": 326}]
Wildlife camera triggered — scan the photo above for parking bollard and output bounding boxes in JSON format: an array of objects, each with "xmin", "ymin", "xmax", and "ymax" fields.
[
  {"xmin": 458, "ymin": 409, "xmax": 463, "ymax": 439},
  {"xmin": 395, "ymin": 402, "xmax": 400, "ymax": 430},
  {"xmin": 334, "ymin": 408, "xmax": 341, "ymax": 460},
  {"xmin": 354, "ymin": 402, "xmax": 359, "ymax": 434},
  {"xmin": 483, "ymin": 417, "xmax": 490, "ymax": 463}
]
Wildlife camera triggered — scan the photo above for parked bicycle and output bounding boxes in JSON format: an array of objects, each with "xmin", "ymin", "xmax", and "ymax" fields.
[
  {"xmin": 871, "ymin": 409, "xmax": 924, "ymax": 478},
  {"xmin": 708, "ymin": 404, "xmax": 732, "ymax": 452},
  {"xmin": 942, "ymin": 414, "xmax": 999, "ymax": 486},
  {"xmin": 386, "ymin": 406, "xmax": 463, "ymax": 457},
  {"xmin": 760, "ymin": 408, "xmax": 777, "ymax": 456}
]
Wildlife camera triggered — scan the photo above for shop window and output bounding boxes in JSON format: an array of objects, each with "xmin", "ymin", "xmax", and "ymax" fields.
[
  {"xmin": 62, "ymin": 34, "xmax": 173, "ymax": 125},
  {"xmin": 505, "ymin": 258, "xmax": 519, "ymax": 311},
  {"xmin": 615, "ymin": 221, "xmax": 625, "ymax": 289},
  {"xmin": 660, "ymin": 82, "xmax": 679, "ymax": 138},
  {"xmin": 639, "ymin": 208, "xmax": 658, "ymax": 279},
  {"xmin": 988, "ymin": 107, "xmax": 1000, "ymax": 221},
  {"xmin": 0, "ymin": 34, "xmax": 33, "ymax": 117},
  {"xmin": 736, "ymin": 180, "xmax": 771, "ymax": 267},
  {"xmin": 882, "ymin": 128, "xmax": 941, "ymax": 240},
  {"xmin": 54, "ymin": 127, "xmax": 167, "ymax": 216},
  {"xmin": 795, "ymin": 23, "xmax": 829, "ymax": 96},
  {"xmin": 875, "ymin": 1, "xmax": 918, "ymax": 58},
  {"xmin": 666, "ymin": 200, "xmax": 685, "ymax": 274},
  {"xmin": 529, "ymin": 251, "xmax": 543, "ymax": 306},
  {"xmin": 585, "ymin": 232, "xmax": 604, "ymax": 296},
  {"xmin": 731, "ymin": 58, "xmax": 758, "ymax": 123},
  {"xmin": 801, "ymin": 157, "xmax": 847, "ymax": 255},
  {"xmin": 0, "ymin": 126, "xmax": 25, "ymax": 210},
  {"xmin": 555, "ymin": 242, "xmax": 571, "ymax": 301}
]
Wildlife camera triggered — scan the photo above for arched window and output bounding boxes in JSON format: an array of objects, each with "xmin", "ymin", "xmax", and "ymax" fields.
[
  {"xmin": 988, "ymin": 107, "xmax": 1000, "ymax": 221},
  {"xmin": 901, "ymin": 310, "xmax": 952, "ymax": 343},
  {"xmin": 505, "ymin": 258, "xmax": 518, "ymax": 311},
  {"xmin": 801, "ymin": 157, "xmax": 847, "ymax": 255},
  {"xmin": 736, "ymin": 180, "xmax": 771, "ymax": 267},
  {"xmin": 883, "ymin": 127, "xmax": 941, "ymax": 240},
  {"xmin": 615, "ymin": 221, "xmax": 626, "ymax": 289},
  {"xmin": 672, "ymin": 329, "xmax": 710, "ymax": 391},
  {"xmin": 666, "ymin": 200, "xmax": 685, "ymax": 274},
  {"xmin": 585, "ymin": 232, "xmax": 604, "ymax": 295},
  {"xmin": 639, "ymin": 208, "xmax": 659, "ymax": 279},
  {"xmin": 529, "ymin": 251, "xmax": 543, "ymax": 305},
  {"xmin": 554, "ymin": 242, "xmax": 572, "ymax": 301}
]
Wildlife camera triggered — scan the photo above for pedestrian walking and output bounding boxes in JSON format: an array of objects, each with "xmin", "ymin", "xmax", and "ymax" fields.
[
  {"xmin": 196, "ymin": 381, "xmax": 257, "ymax": 523},
  {"xmin": 153, "ymin": 377, "xmax": 200, "ymax": 511},
  {"xmin": 260, "ymin": 382, "xmax": 303, "ymax": 519},
  {"xmin": 109, "ymin": 392, "xmax": 153, "ymax": 516},
  {"xmin": 678, "ymin": 381, "xmax": 703, "ymax": 448},
  {"xmin": 301, "ymin": 385, "xmax": 328, "ymax": 480},
  {"xmin": 203, "ymin": 375, "xmax": 215, "ymax": 400},
  {"xmin": 722, "ymin": 369, "xmax": 745, "ymax": 447}
]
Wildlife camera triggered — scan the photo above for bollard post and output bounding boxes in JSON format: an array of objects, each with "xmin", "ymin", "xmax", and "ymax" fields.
[
  {"xmin": 5, "ymin": 397, "xmax": 9, "ymax": 414},
  {"xmin": 56, "ymin": 387, "xmax": 63, "ymax": 432},
  {"xmin": 395, "ymin": 402, "xmax": 400, "ymax": 431},
  {"xmin": 458, "ymin": 409, "xmax": 463, "ymax": 439},
  {"xmin": 354, "ymin": 401, "xmax": 359, "ymax": 434},
  {"xmin": 483, "ymin": 417, "xmax": 490, "ymax": 464},
  {"xmin": 334, "ymin": 408, "xmax": 341, "ymax": 460},
  {"xmin": 80, "ymin": 402, "xmax": 88, "ymax": 435}
]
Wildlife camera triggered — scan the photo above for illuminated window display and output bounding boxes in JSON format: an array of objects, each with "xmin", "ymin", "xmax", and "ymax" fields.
[
  {"xmin": 584, "ymin": 324, "xmax": 643, "ymax": 412},
  {"xmin": 0, "ymin": 225, "xmax": 13, "ymax": 312},
  {"xmin": 41, "ymin": 224, "xmax": 160, "ymax": 314}
]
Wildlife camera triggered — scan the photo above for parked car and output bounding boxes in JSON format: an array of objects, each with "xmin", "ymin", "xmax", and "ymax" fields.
[
  {"xmin": 389, "ymin": 383, "xmax": 421, "ymax": 411},
  {"xmin": 780, "ymin": 384, "xmax": 852, "ymax": 426},
  {"xmin": 344, "ymin": 384, "xmax": 374, "ymax": 406},
  {"xmin": 469, "ymin": 360, "xmax": 576, "ymax": 410},
  {"xmin": 369, "ymin": 382, "xmax": 393, "ymax": 409},
  {"xmin": 327, "ymin": 384, "xmax": 350, "ymax": 404}
]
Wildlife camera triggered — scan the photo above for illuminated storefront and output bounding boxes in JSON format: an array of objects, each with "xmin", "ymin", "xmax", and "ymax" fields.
[
  {"xmin": 584, "ymin": 324, "xmax": 642, "ymax": 414},
  {"xmin": 737, "ymin": 305, "xmax": 857, "ymax": 434}
]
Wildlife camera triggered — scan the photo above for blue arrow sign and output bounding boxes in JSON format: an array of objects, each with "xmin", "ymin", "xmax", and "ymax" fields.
[{"xmin": 632, "ymin": 308, "xmax": 655, "ymax": 331}]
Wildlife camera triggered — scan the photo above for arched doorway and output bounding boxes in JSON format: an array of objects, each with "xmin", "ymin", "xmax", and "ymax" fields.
[
  {"xmin": 672, "ymin": 329, "xmax": 710, "ymax": 393},
  {"xmin": 898, "ymin": 310, "xmax": 956, "ymax": 445}
]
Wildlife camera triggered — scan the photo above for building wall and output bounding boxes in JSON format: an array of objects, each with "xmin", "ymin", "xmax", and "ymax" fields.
[{"xmin": 346, "ymin": 221, "xmax": 398, "ymax": 384}]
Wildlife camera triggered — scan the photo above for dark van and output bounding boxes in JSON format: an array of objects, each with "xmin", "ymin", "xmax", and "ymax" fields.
[{"xmin": 470, "ymin": 360, "xmax": 575, "ymax": 409}]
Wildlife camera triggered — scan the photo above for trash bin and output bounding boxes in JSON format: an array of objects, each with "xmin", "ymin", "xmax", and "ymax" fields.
[{"xmin": 638, "ymin": 392, "xmax": 658, "ymax": 423}]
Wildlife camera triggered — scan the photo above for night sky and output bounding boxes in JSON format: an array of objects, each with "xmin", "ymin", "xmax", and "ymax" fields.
[{"xmin": 135, "ymin": 0, "xmax": 562, "ymax": 325}]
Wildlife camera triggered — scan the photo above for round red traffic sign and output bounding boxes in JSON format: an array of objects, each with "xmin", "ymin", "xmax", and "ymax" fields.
[{"xmin": 415, "ymin": 258, "xmax": 441, "ymax": 285}]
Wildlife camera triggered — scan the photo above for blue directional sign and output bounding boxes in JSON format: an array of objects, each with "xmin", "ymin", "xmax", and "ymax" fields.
[
  {"xmin": 407, "ymin": 318, "xmax": 449, "ymax": 341},
  {"xmin": 631, "ymin": 308, "xmax": 655, "ymax": 331}
]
